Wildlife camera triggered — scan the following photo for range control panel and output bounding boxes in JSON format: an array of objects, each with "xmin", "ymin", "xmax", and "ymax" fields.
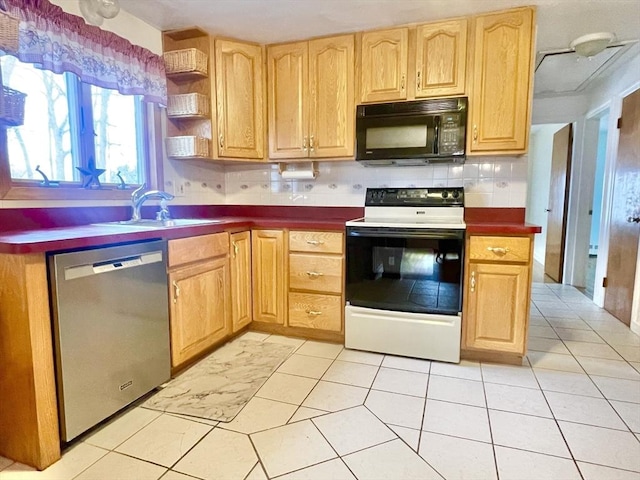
[{"xmin": 365, "ymin": 187, "xmax": 464, "ymax": 207}]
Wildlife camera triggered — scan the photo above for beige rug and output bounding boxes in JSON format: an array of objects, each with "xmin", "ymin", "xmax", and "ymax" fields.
[{"xmin": 144, "ymin": 338, "xmax": 295, "ymax": 422}]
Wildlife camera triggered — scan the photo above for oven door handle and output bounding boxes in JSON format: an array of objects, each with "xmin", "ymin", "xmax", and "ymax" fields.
[{"xmin": 347, "ymin": 227, "xmax": 464, "ymax": 240}]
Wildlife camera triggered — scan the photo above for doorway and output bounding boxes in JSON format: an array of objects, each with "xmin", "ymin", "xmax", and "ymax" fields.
[{"xmin": 583, "ymin": 112, "xmax": 609, "ymax": 299}]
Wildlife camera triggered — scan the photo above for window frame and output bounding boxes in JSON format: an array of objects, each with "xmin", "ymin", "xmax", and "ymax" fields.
[{"xmin": 0, "ymin": 67, "xmax": 164, "ymax": 201}]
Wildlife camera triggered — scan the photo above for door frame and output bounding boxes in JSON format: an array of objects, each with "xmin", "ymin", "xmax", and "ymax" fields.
[{"xmin": 565, "ymin": 81, "xmax": 640, "ymax": 321}]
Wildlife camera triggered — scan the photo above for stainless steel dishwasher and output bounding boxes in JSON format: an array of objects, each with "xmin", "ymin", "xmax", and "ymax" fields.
[{"xmin": 49, "ymin": 240, "xmax": 170, "ymax": 442}]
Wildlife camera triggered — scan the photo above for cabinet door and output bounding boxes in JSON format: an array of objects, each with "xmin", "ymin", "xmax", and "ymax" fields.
[
  {"xmin": 267, "ymin": 42, "xmax": 309, "ymax": 159},
  {"xmin": 415, "ymin": 19, "xmax": 467, "ymax": 98},
  {"xmin": 465, "ymin": 262, "xmax": 529, "ymax": 354},
  {"xmin": 169, "ymin": 257, "xmax": 230, "ymax": 367},
  {"xmin": 309, "ymin": 34, "xmax": 355, "ymax": 158},
  {"xmin": 360, "ymin": 28, "xmax": 408, "ymax": 103},
  {"xmin": 230, "ymin": 231, "xmax": 252, "ymax": 332},
  {"xmin": 469, "ymin": 8, "xmax": 534, "ymax": 154},
  {"xmin": 216, "ymin": 39, "xmax": 264, "ymax": 159},
  {"xmin": 252, "ymin": 230, "xmax": 286, "ymax": 324}
]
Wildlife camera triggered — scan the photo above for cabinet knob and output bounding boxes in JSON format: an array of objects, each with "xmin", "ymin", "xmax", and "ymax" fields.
[
  {"xmin": 306, "ymin": 309, "xmax": 323, "ymax": 316},
  {"xmin": 306, "ymin": 271, "xmax": 324, "ymax": 278},
  {"xmin": 416, "ymin": 71, "xmax": 421, "ymax": 90},
  {"xmin": 470, "ymin": 271, "xmax": 476, "ymax": 293},
  {"xmin": 487, "ymin": 246, "xmax": 509, "ymax": 255}
]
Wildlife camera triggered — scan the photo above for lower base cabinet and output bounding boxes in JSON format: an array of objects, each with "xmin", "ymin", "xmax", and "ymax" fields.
[
  {"xmin": 230, "ymin": 231, "xmax": 252, "ymax": 332},
  {"xmin": 462, "ymin": 234, "xmax": 533, "ymax": 362},
  {"xmin": 168, "ymin": 234, "xmax": 231, "ymax": 369}
]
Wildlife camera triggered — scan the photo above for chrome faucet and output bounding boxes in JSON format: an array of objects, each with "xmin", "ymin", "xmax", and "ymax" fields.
[{"xmin": 131, "ymin": 184, "xmax": 175, "ymax": 221}]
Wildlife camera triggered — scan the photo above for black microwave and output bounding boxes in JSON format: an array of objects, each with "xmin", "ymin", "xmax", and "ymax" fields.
[{"xmin": 355, "ymin": 97, "xmax": 467, "ymax": 166}]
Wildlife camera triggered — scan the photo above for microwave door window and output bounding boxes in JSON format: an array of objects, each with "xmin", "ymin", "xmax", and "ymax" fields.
[{"xmin": 366, "ymin": 125, "xmax": 428, "ymax": 149}]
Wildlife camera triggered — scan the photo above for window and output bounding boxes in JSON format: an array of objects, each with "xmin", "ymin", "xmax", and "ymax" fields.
[{"xmin": 1, "ymin": 55, "xmax": 148, "ymax": 188}]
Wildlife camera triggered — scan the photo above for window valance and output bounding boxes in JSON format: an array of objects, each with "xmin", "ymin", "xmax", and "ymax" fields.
[{"xmin": 2, "ymin": 0, "xmax": 167, "ymax": 104}]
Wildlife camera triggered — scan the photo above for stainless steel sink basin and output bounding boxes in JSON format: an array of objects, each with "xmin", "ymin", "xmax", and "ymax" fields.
[{"xmin": 93, "ymin": 218, "xmax": 225, "ymax": 229}]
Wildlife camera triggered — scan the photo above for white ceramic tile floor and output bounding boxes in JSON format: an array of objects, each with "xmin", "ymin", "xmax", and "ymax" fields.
[{"xmin": 3, "ymin": 284, "xmax": 640, "ymax": 480}]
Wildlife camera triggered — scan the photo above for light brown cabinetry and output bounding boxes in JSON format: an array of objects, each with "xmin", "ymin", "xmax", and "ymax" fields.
[
  {"xmin": 251, "ymin": 229, "xmax": 286, "ymax": 324},
  {"xmin": 463, "ymin": 234, "xmax": 533, "ymax": 361},
  {"xmin": 162, "ymin": 28, "xmax": 215, "ymax": 160},
  {"xmin": 230, "ymin": 231, "xmax": 252, "ymax": 332},
  {"xmin": 467, "ymin": 7, "xmax": 535, "ymax": 154},
  {"xmin": 267, "ymin": 34, "xmax": 355, "ymax": 159},
  {"xmin": 360, "ymin": 19, "xmax": 467, "ymax": 103},
  {"xmin": 168, "ymin": 233, "xmax": 231, "ymax": 368},
  {"xmin": 215, "ymin": 39, "xmax": 265, "ymax": 159},
  {"xmin": 288, "ymin": 230, "xmax": 344, "ymax": 333},
  {"xmin": 360, "ymin": 28, "xmax": 409, "ymax": 103},
  {"xmin": 415, "ymin": 20, "xmax": 467, "ymax": 98}
]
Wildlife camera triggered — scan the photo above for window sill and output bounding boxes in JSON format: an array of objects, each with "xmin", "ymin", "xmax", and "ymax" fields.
[{"xmin": 1, "ymin": 185, "xmax": 135, "ymax": 201}]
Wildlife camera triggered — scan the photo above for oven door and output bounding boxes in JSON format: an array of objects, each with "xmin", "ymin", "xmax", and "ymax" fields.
[{"xmin": 346, "ymin": 226, "xmax": 464, "ymax": 315}]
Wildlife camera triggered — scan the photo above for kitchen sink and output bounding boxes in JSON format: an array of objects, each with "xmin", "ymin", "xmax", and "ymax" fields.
[{"xmin": 92, "ymin": 218, "xmax": 225, "ymax": 229}]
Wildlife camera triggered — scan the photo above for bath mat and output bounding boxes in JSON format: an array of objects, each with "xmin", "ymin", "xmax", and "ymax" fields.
[{"xmin": 144, "ymin": 338, "xmax": 295, "ymax": 422}]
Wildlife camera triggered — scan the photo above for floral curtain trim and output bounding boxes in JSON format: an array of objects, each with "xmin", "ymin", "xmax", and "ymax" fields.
[{"xmin": 3, "ymin": 0, "xmax": 167, "ymax": 104}]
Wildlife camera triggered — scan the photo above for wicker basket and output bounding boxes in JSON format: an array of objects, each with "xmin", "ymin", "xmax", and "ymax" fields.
[
  {"xmin": 0, "ymin": 86, "xmax": 26, "ymax": 126},
  {"xmin": 163, "ymin": 48, "xmax": 208, "ymax": 76},
  {"xmin": 0, "ymin": 3, "xmax": 19, "ymax": 54},
  {"xmin": 166, "ymin": 135, "xmax": 209, "ymax": 158},
  {"xmin": 167, "ymin": 93, "xmax": 209, "ymax": 118}
]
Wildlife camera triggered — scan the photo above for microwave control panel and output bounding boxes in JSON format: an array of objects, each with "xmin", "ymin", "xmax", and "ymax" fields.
[{"xmin": 438, "ymin": 113, "xmax": 464, "ymax": 155}]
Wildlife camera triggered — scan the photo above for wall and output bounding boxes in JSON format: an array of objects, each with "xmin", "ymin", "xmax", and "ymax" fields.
[
  {"xmin": 50, "ymin": 0, "xmax": 162, "ymax": 54},
  {"xmin": 525, "ymin": 124, "xmax": 565, "ymax": 264}
]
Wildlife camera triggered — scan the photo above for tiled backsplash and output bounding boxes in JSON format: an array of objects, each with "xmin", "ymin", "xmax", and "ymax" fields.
[
  {"xmin": 162, "ymin": 156, "xmax": 528, "ymax": 207},
  {"xmin": 220, "ymin": 156, "xmax": 528, "ymax": 207}
]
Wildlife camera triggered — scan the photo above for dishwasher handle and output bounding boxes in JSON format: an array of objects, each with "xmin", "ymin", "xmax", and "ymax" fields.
[{"xmin": 64, "ymin": 251, "xmax": 164, "ymax": 281}]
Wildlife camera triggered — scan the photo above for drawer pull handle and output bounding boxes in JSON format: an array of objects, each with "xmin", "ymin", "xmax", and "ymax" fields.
[
  {"xmin": 303, "ymin": 136, "xmax": 308, "ymax": 151},
  {"xmin": 473, "ymin": 125, "xmax": 478, "ymax": 142},
  {"xmin": 470, "ymin": 271, "xmax": 476, "ymax": 293},
  {"xmin": 306, "ymin": 271, "xmax": 324, "ymax": 278},
  {"xmin": 232, "ymin": 241, "xmax": 239, "ymax": 258},
  {"xmin": 306, "ymin": 309, "xmax": 322, "ymax": 316},
  {"xmin": 309, "ymin": 135, "xmax": 315, "ymax": 152},
  {"xmin": 172, "ymin": 280, "xmax": 180, "ymax": 303},
  {"xmin": 487, "ymin": 247, "xmax": 509, "ymax": 255},
  {"xmin": 306, "ymin": 240, "xmax": 325, "ymax": 245}
]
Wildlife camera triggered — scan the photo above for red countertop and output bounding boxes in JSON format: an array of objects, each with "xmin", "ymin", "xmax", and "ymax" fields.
[
  {"xmin": 464, "ymin": 208, "xmax": 542, "ymax": 235},
  {"xmin": 0, "ymin": 205, "xmax": 541, "ymax": 254}
]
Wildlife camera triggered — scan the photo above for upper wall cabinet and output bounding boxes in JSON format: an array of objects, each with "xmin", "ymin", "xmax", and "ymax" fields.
[
  {"xmin": 467, "ymin": 7, "xmax": 535, "ymax": 155},
  {"xmin": 415, "ymin": 19, "xmax": 467, "ymax": 98},
  {"xmin": 215, "ymin": 39, "xmax": 265, "ymax": 159},
  {"xmin": 360, "ymin": 28, "xmax": 408, "ymax": 103},
  {"xmin": 268, "ymin": 34, "xmax": 355, "ymax": 159}
]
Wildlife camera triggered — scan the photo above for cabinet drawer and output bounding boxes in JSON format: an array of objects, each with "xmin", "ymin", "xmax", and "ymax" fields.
[
  {"xmin": 288, "ymin": 292, "xmax": 342, "ymax": 332},
  {"xmin": 289, "ymin": 253, "xmax": 343, "ymax": 293},
  {"xmin": 469, "ymin": 236, "xmax": 530, "ymax": 263},
  {"xmin": 169, "ymin": 233, "xmax": 229, "ymax": 267},
  {"xmin": 289, "ymin": 231, "xmax": 344, "ymax": 254}
]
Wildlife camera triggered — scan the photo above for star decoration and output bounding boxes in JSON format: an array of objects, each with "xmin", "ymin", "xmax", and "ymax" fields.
[{"xmin": 76, "ymin": 158, "xmax": 106, "ymax": 189}]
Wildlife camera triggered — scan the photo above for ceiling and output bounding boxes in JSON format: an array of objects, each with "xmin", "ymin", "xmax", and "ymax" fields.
[{"xmin": 119, "ymin": 0, "xmax": 640, "ymax": 96}]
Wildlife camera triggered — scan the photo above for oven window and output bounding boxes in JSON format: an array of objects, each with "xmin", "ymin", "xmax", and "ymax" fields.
[{"xmin": 346, "ymin": 233, "xmax": 463, "ymax": 315}]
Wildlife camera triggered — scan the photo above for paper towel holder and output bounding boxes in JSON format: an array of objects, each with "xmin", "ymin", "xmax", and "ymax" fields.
[{"xmin": 278, "ymin": 161, "xmax": 318, "ymax": 180}]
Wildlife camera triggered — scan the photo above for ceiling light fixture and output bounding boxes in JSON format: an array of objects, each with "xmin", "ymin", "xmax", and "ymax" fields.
[
  {"xmin": 570, "ymin": 32, "xmax": 616, "ymax": 58},
  {"xmin": 79, "ymin": 0, "xmax": 120, "ymax": 26}
]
